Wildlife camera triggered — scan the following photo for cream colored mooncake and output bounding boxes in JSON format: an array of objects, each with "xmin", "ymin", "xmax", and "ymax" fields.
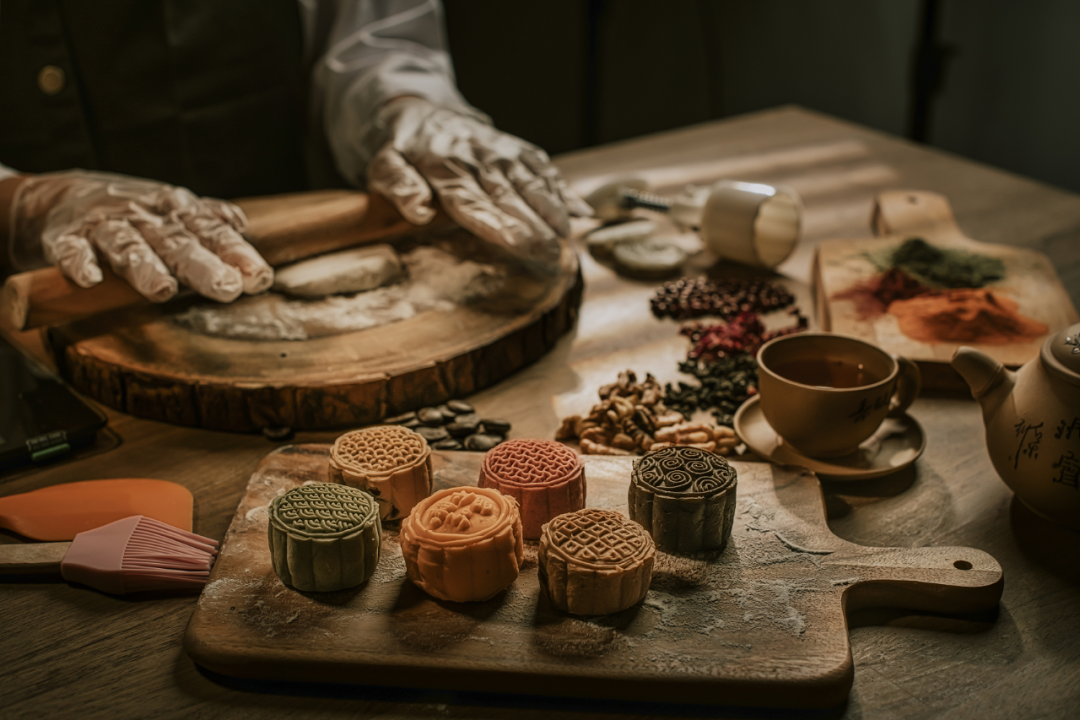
[
  {"xmin": 329, "ymin": 425, "xmax": 432, "ymax": 521},
  {"xmin": 538, "ymin": 508, "xmax": 655, "ymax": 616}
]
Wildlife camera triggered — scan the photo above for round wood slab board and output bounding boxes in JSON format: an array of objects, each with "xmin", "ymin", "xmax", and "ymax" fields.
[{"xmin": 46, "ymin": 232, "xmax": 582, "ymax": 432}]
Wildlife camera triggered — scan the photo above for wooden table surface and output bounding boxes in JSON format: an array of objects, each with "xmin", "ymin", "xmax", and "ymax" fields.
[{"xmin": 3, "ymin": 107, "xmax": 1079, "ymax": 720}]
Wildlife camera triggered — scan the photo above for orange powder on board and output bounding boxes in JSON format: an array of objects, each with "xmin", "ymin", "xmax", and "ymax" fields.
[{"xmin": 888, "ymin": 289, "xmax": 1047, "ymax": 345}]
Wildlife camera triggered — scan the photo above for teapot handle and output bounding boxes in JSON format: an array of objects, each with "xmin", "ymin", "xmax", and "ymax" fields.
[{"xmin": 887, "ymin": 356, "xmax": 922, "ymax": 418}]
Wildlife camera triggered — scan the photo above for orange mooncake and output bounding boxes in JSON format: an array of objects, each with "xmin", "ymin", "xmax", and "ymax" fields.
[
  {"xmin": 329, "ymin": 425, "xmax": 432, "ymax": 521},
  {"xmin": 478, "ymin": 439, "xmax": 585, "ymax": 540},
  {"xmin": 399, "ymin": 486, "xmax": 524, "ymax": 602}
]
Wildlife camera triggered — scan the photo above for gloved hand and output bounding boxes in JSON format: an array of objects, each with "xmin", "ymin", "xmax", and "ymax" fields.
[
  {"xmin": 7, "ymin": 170, "xmax": 273, "ymax": 302},
  {"xmin": 365, "ymin": 97, "xmax": 592, "ymax": 265}
]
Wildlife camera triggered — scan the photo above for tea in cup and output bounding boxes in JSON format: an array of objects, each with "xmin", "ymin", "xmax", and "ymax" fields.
[{"xmin": 756, "ymin": 333, "xmax": 921, "ymax": 458}]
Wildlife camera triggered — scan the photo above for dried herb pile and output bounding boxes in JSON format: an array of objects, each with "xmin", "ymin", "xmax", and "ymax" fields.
[
  {"xmin": 653, "ymin": 274, "xmax": 808, "ymax": 427},
  {"xmin": 871, "ymin": 237, "xmax": 1005, "ymax": 290},
  {"xmin": 665, "ymin": 351, "xmax": 760, "ymax": 428},
  {"xmin": 650, "ymin": 277, "xmax": 795, "ymax": 321}
]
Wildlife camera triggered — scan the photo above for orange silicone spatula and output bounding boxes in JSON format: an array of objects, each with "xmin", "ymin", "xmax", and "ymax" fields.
[{"xmin": 0, "ymin": 479, "xmax": 193, "ymax": 541}]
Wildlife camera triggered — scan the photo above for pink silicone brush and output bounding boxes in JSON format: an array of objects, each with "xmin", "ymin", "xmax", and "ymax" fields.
[{"xmin": 0, "ymin": 515, "xmax": 218, "ymax": 594}]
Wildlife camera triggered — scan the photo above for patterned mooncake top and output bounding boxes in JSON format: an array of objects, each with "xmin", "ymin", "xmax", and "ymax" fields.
[
  {"xmin": 406, "ymin": 486, "xmax": 519, "ymax": 547},
  {"xmin": 543, "ymin": 508, "xmax": 654, "ymax": 570},
  {"xmin": 482, "ymin": 439, "xmax": 582, "ymax": 487},
  {"xmin": 270, "ymin": 483, "xmax": 379, "ymax": 537},
  {"xmin": 420, "ymin": 489, "xmax": 501, "ymax": 535},
  {"xmin": 632, "ymin": 446, "xmax": 736, "ymax": 496},
  {"xmin": 331, "ymin": 425, "xmax": 428, "ymax": 475}
]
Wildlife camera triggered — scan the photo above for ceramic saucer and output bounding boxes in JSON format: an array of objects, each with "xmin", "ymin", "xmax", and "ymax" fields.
[{"xmin": 732, "ymin": 395, "xmax": 926, "ymax": 481}]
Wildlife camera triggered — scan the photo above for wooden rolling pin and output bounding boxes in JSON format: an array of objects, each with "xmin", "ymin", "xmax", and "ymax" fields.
[{"xmin": 1, "ymin": 190, "xmax": 444, "ymax": 331}]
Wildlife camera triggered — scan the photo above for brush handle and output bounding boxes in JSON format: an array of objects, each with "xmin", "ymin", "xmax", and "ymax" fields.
[{"xmin": 0, "ymin": 542, "xmax": 69, "ymax": 574}]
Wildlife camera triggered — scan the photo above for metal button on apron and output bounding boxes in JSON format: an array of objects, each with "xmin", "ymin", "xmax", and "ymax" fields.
[{"xmin": 37, "ymin": 65, "xmax": 65, "ymax": 95}]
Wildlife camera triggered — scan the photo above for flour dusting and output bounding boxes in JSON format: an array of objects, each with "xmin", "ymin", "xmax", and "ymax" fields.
[{"xmin": 175, "ymin": 246, "xmax": 505, "ymax": 340}]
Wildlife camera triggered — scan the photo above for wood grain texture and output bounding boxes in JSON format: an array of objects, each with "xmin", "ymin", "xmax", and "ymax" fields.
[
  {"xmin": 185, "ymin": 446, "xmax": 1001, "ymax": 710},
  {"xmin": 3, "ymin": 108, "xmax": 1080, "ymax": 720},
  {"xmin": 45, "ymin": 235, "xmax": 582, "ymax": 432},
  {"xmin": 814, "ymin": 190, "xmax": 1079, "ymax": 388}
]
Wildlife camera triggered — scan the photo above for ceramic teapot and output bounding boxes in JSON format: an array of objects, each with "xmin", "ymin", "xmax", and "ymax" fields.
[{"xmin": 951, "ymin": 322, "xmax": 1080, "ymax": 530}]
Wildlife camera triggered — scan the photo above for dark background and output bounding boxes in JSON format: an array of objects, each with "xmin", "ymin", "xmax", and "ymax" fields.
[{"xmin": 443, "ymin": 0, "xmax": 1080, "ymax": 193}]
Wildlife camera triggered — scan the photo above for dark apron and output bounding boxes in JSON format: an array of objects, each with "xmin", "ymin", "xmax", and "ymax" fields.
[{"xmin": 0, "ymin": 0, "xmax": 309, "ymax": 199}]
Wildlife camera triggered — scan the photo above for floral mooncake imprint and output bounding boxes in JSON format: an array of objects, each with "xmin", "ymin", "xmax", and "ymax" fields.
[{"xmin": 399, "ymin": 486, "xmax": 524, "ymax": 602}]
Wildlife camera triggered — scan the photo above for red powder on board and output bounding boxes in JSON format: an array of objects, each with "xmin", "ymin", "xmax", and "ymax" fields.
[
  {"xmin": 888, "ymin": 289, "xmax": 1048, "ymax": 345},
  {"xmin": 834, "ymin": 268, "xmax": 929, "ymax": 319}
]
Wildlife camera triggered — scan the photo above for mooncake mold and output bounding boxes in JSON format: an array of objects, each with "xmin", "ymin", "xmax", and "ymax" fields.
[
  {"xmin": 478, "ymin": 439, "xmax": 585, "ymax": 540},
  {"xmin": 268, "ymin": 483, "xmax": 381, "ymax": 592},
  {"xmin": 399, "ymin": 486, "xmax": 523, "ymax": 602},
  {"xmin": 329, "ymin": 425, "xmax": 432, "ymax": 521},
  {"xmin": 538, "ymin": 508, "xmax": 655, "ymax": 616},
  {"xmin": 628, "ymin": 446, "xmax": 738, "ymax": 555}
]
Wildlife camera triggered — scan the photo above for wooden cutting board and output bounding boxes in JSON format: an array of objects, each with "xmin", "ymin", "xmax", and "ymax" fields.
[
  {"xmin": 813, "ymin": 190, "xmax": 1079, "ymax": 389},
  {"xmin": 184, "ymin": 445, "xmax": 1003, "ymax": 709}
]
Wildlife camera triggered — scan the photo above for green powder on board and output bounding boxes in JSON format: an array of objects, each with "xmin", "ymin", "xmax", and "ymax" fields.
[{"xmin": 870, "ymin": 237, "xmax": 1005, "ymax": 289}]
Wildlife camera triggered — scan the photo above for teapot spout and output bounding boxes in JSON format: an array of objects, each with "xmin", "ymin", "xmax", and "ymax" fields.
[{"xmin": 951, "ymin": 346, "xmax": 1012, "ymax": 402}]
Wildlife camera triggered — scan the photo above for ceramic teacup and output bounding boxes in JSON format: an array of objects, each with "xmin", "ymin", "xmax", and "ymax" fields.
[
  {"xmin": 698, "ymin": 180, "xmax": 802, "ymax": 269},
  {"xmin": 756, "ymin": 333, "xmax": 921, "ymax": 458}
]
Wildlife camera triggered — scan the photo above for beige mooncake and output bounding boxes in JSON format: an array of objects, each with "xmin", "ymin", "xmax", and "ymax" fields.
[
  {"xmin": 399, "ymin": 486, "xmax": 523, "ymax": 602},
  {"xmin": 628, "ymin": 446, "xmax": 737, "ymax": 555},
  {"xmin": 478, "ymin": 439, "xmax": 585, "ymax": 540},
  {"xmin": 268, "ymin": 483, "xmax": 381, "ymax": 592},
  {"xmin": 329, "ymin": 425, "xmax": 432, "ymax": 521},
  {"xmin": 538, "ymin": 508, "xmax": 655, "ymax": 615}
]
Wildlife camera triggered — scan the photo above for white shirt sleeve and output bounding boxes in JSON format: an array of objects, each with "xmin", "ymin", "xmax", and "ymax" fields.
[
  {"xmin": 305, "ymin": 0, "xmax": 487, "ymax": 186},
  {"xmin": 0, "ymin": 163, "xmax": 17, "ymax": 182}
]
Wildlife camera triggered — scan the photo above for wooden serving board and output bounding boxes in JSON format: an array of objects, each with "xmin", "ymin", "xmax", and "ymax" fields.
[
  {"xmin": 814, "ymin": 190, "xmax": 1079, "ymax": 389},
  {"xmin": 45, "ymin": 230, "xmax": 581, "ymax": 432},
  {"xmin": 184, "ymin": 445, "xmax": 1003, "ymax": 709}
]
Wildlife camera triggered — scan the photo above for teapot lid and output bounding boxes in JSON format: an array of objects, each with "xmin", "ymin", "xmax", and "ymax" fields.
[{"xmin": 1043, "ymin": 321, "xmax": 1080, "ymax": 387}]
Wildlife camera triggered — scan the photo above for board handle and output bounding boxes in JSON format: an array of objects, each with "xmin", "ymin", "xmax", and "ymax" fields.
[
  {"xmin": 871, "ymin": 190, "xmax": 960, "ymax": 238},
  {"xmin": 823, "ymin": 544, "xmax": 1003, "ymax": 614}
]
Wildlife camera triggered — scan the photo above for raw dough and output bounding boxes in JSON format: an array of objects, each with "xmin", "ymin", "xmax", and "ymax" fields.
[
  {"xmin": 584, "ymin": 220, "xmax": 657, "ymax": 254},
  {"xmin": 329, "ymin": 426, "xmax": 432, "ymax": 521},
  {"xmin": 538, "ymin": 508, "xmax": 655, "ymax": 615},
  {"xmin": 399, "ymin": 487, "xmax": 524, "ymax": 602},
  {"xmin": 612, "ymin": 238, "xmax": 687, "ymax": 278},
  {"xmin": 628, "ymin": 446, "xmax": 738, "ymax": 554},
  {"xmin": 478, "ymin": 439, "xmax": 585, "ymax": 540},
  {"xmin": 268, "ymin": 483, "xmax": 381, "ymax": 592},
  {"xmin": 272, "ymin": 244, "xmax": 401, "ymax": 297}
]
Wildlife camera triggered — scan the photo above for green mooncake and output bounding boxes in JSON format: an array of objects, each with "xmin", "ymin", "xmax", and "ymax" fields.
[{"xmin": 268, "ymin": 483, "xmax": 381, "ymax": 592}]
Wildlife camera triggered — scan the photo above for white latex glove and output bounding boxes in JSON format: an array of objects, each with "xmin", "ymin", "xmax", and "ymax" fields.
[
  {"xmin": 7, "ymin": 171, "xmax": 273, "ymax": 303},
  {"xmin": 365, "ymin": 98, "xmax": 592, "ymax": 265}
]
